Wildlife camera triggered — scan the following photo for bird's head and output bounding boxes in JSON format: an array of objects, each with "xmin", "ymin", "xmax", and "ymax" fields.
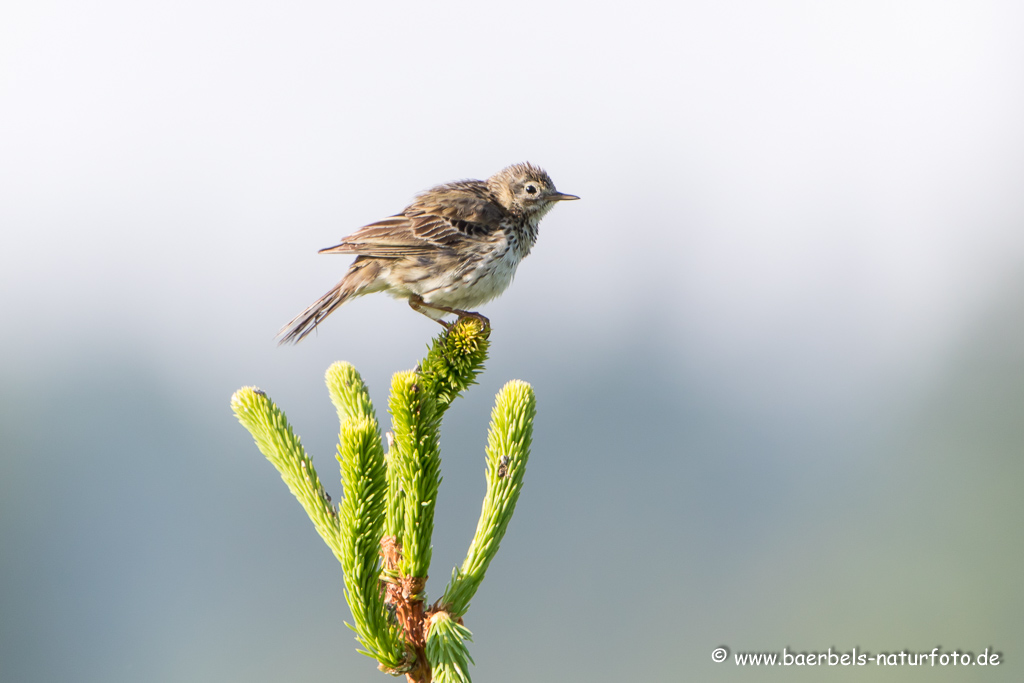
[{"xmin": 488, "ymin": 162, "xmax": 579, "ymax": 218}]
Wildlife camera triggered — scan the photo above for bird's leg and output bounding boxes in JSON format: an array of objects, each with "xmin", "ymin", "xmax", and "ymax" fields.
[
  {"xmin": 407, "ymin": 295, "xmax": 489, "ymax": 329},
  {"xmin": 408, "ymin": 295, "xmax": 453, "ymax": 328}
]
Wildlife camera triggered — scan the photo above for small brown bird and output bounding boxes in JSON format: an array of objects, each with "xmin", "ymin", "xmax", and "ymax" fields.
[{"xmin": 277, "ymin": 162, "xmax": 578, "ymax": 344}]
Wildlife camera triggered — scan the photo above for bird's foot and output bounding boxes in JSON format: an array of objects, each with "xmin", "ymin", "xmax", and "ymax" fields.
[{"xmin": 455, "ymin": 310, "xmax": 490, "ymax": 329}]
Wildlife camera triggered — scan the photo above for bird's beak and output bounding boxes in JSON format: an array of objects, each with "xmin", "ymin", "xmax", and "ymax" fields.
[{"xmin": 549, "ymin": 192, "xmax": 580, "ymax": 201}]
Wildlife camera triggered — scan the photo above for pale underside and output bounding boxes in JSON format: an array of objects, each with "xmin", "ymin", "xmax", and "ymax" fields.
[
  {"xmin": 345, "ymin": 228, "xmax": 524, "ymax": 318},
  {"xmin": 383, "ymin": 255, "xmax": 516, "ymax": 310}
]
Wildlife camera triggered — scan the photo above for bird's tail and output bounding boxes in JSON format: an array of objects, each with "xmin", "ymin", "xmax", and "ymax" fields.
[{"xmin": 276, "ymin": 260, "xmax": 381, "ymax": 345}]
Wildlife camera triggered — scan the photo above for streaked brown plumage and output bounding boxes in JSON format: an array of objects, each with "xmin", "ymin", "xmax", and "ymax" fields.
[{"xmin": 277, "ymin": 162, "xmax": 578, "ymax": 344}]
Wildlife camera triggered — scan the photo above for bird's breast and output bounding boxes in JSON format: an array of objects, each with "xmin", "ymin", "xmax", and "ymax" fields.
[{"xmin": 421, "ymin": 240, "xmax": 522, "ymax": 310}]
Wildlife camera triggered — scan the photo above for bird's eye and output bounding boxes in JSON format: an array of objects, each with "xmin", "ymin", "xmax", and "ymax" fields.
[{"xmin": 525, "ymin": 184, "xmax": 537, "ymax": 195}]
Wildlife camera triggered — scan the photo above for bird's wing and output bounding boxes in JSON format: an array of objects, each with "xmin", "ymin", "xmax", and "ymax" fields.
[
  {"xmin": 318, "ymin": 215, "xmax": 434, "ymax": 257},
  {"xmin": 407, "ymin": 180, "xmax": 506, "ymax": 225},
  {"xmin": 319, "ymin": 183, "xmax": 505, "ymax": 258}
]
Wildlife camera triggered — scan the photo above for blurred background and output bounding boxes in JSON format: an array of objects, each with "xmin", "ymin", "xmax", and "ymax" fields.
[{"xmin": 2, "ymin": 1, "xmax": 1022, "ymax": 681}]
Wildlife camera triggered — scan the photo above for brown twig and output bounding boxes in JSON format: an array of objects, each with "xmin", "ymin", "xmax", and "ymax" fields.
[{"xmin": 380, "ymin": 536, "xmax": 431, "ymax": 682}]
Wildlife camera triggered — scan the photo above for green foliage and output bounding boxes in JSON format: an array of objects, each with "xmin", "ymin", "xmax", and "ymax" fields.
[
  {"xmin": 384, "ymin": 428, "xmax": 406, "ymax": 552},
  {"xmin": 388, "ymin": 370, "xmax": 443, "ymax": 580},
  {"xmin": 329, "ymin": 364, "xmax": 406, "ymax": 667},
  {"xmin": 418, "ymin": 317, "xmax": 490, "ymax": 410},
  {"xmin": 231, "ymin": 318, "xmax": 534, "ymax": 681},
  {"xmin": 337, "ymin": 417, "xmax": 405, "ymax": 664},
  {"xmin": 442, "ymin": 380, "xmax": 536, "ymax": 616},
  {"xmin": 426, "ymin": 613, "xmax": 475, "ymax": 683},
  {"xmin": 326, "ymin": 361, "xmax": 377, "ymax": 424},
  {"xmin": 230, "ymin": 387, "xmax": 342, "ymax": 564}
]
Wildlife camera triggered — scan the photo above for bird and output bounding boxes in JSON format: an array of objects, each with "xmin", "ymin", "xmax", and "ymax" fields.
[{"xmin": 277, "ymin": 162, "xmax": 578, "ymax": 344}]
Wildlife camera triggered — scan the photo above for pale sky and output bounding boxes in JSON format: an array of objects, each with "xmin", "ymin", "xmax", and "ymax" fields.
[{"xmin": 4, "ymin": 1, "xmax": 1022, "ymax": 401}]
